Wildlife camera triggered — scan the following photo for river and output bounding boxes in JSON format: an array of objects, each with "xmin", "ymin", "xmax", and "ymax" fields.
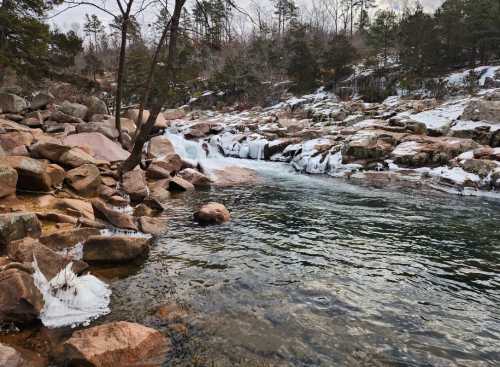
[{"xmin": 102, "ymin": 152, "xmax": 500, "ymax": 367}]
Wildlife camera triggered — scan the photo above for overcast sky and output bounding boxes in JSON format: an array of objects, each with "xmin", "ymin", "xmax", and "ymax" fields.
[{"xmin": 51, "ymin": 0, "xmax": 444, "ymax": 33}]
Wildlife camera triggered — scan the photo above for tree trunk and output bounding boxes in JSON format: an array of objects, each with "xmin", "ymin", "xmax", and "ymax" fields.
[
  {"xmin": 121, "ymin": 0, "xmax": 186, "ymax": 174},
  {"xmin": 115, "ymin": 17, "xmax": 129, "ymax": 144}
]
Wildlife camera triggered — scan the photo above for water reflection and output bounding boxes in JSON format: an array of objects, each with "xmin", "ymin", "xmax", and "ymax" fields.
[{"xmin": 109, "ymin": 172, "xmax": 500, "ymax": 366}]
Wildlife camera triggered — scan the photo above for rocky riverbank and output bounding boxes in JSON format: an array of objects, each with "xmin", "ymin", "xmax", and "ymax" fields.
[{"xmin": 0, "ymin": 88, "xmax": 234, "ymax": 365}]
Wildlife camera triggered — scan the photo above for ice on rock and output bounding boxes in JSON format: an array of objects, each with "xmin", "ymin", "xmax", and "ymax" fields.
[{"xmin": 33, "ymin": 260, "xmax": 111, "ymax": 329}]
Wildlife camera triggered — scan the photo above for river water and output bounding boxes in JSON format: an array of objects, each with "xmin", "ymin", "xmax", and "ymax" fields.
[{"xmin": 103, "ymin": 156, "xmax": 500, "ymax": 367}]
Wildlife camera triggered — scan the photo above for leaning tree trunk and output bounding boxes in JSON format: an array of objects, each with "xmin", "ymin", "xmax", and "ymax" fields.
[
  {"xmin": 120, "ymin": 0, "xmax": 186, "ymax": 174},
  {"xmin": 114, "ymin": 17, "xmax": 129, "ymax": 144}
]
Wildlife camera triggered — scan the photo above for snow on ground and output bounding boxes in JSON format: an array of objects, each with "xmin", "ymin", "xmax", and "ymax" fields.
[
  {"xmin": 446, "ymin": 66, "xmax": 500, "ymax": 87},
  {"xmin": 399, "ymin": 99, "xmax": 467, "ymax": 131}
]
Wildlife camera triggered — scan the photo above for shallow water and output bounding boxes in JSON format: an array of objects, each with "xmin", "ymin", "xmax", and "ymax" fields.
[{"xmin": 108, "ymin": 162, "xmax": 500, "ymax": 367}]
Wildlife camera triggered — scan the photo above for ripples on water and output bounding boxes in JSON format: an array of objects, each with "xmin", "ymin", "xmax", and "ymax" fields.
[{"xmin": 108, "ymin": 165, "xmax": 500, "ymax": 367}]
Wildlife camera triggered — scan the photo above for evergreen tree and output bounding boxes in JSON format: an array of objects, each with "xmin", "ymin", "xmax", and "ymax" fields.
[
  {"xmin": 320, "ymin": 33, "xmax": 358, "ymax": 86},
  {"xmin": 435, "ymin": 0, "xmax": 467, "ymax": 68},
  {"xmin": 285, "ymin": 21, "xmax": 319, "ymax": 92},
  {"xmin": 367, "ymin": 10, "xmax": 398, "ymax": 67}
]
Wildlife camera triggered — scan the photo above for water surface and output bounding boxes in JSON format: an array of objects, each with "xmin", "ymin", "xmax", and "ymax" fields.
[{"xmin": 107, "ymin": 163, "xmax": 500, "ymax": 367}]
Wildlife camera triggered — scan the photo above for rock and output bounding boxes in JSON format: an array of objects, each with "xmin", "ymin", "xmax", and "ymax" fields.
[
  {"xmin": 83, "ymin": 235, "xmax": 151, "ymax": 263},
  {"xmin": 49, "ymin": 110, "xmax": 83, "ymax": 124},
  {"xmin": 31, "ymin": 91, "xmax": 55, "ymax": 110},
  {"xmin": 46, "ymin": 164, "xmax": 65, "ymax": 188},
  {"xmin": 65, "ymin": 164, "xmax": 101, "ymax": 196},
  {"xmin": 168, "ymin": 176, "xmax": 195, "ymax": 192},
  {"xmin": 178, "ymin": 168, "xmax": 212, "ymax": 187},
  {"xmin": 0, "ymin": 268, "xmax": 44, "ymax": 324},
  {"xmin": 342, "ymin": 130, "xmax": 398, "ymax": 163},
  {"xmin": 460, "ymin": 159, "xmax": 498, "ymax": 178},
  {"xmin": 194, "ymin": 202, "xmax": 230, "ymax": 225},
  {"xmin": 37, "ymin": 196, "xmax": 95, "ymax": 221},
  {"xmin": 122, "ymin": 169, "xmax": 148, "ymax": 203},
  {"xmin": 449, "ymin": 120, "xmax": 493, "ymax": 145},
  {"xmin": 138, "ymin": 216, "xmax": 167, "ymax": 235},
  {"xmin": 0, "ymin": 93, "xmax": 28, "ymax": 113},
  {"xmin": 125, "ymin": 109, "xmax": 167, "ymax": 129},
  {"xmin": 59, "ymin": 147, "xmax": 101, "ymax": 168},
  {"xmin": 63, "ymin": 133, "xmax": 129, "ymax": 162},
  {"xmin": 211, "ymin": 166, "xmax": 260, "ymax": 187},
  {"xmin": 7, "ymin": 238, "xmax": 88, "ymax": 280},
  {"xmin": 0, "ymin": 131, "xmax": 33, "ymax": 155},
  {"xmin": 119, "ymin": 118, "xmax": 136, "ymax": 135},
  {"xmin": 147, "ymin": 136, "xmax": 176, "ymax": 159},
  {"xmin": 91, "ymin": 199, "xmax": 138, "ymax": 231},
  {"xmin": 85, "ymin": 96, "xmax": 108, "ymax": 119},
  {"xmin": 146, "ymin": 154, "xmax": 183, "ymax": 179},
  {"xmin": 63, "ymin": 321, "xmax": 170, "ymax": 367},
  {"xmin": 0, "ymin": 212, "xmax": 42, "ymax": 245},
  {"xmin": 0, "ymin": 164, "xmax": 18, "ymax": 198},
  {"xmin": 5, "ymin": 156, "xmax": 53, "ymax": 191},
  {"xmin": 164, "ymin": 109, "xmax": 186, "ymax": 120},
  {"xmin": 392, "ymin": 136, "xmax": 480, "ymax": 168},
  {"xmin": 76, "ymin": 123, "xmax": 119, "ymax": 140},
  {"xmin": 29, "ymin": 140, "xmax": 71, "ymax": 161},
  {"xmin": 462, "ymin": 99, "xmax": 500, "ymax": 123},
  {"xmin": 0, "ymin": 343, "xmax": 47, "ymax": 367},
  {"xmin": 39, "ymin": 227, "xmax": 101, "ymax": 251},
  {"xmin": 184, "ymin": 122, "xmax": 211, "ymax": 139},
  {"xmin": 61, "ymin": 101, "xmax": 88, "ymax": 120}
]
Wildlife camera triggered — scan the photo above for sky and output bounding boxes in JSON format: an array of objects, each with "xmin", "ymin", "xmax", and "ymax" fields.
[{"xmin": 51, "ymin": 0, "xmax": 445, "ymax": 33}]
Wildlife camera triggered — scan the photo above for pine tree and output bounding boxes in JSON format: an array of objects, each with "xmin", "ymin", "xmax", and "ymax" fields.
[{"xmin": 367, "ymin": 10, "xmax": 398, "ymax": 67}]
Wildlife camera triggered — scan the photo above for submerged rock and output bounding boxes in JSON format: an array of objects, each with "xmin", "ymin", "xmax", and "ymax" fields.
[
  {"xmin": 194, "ymin": 202, "xmax": 230, "ymax": 225},
  {"xmin": 63, "ymin": 321, "xmax": 171, "ymax": 367}
]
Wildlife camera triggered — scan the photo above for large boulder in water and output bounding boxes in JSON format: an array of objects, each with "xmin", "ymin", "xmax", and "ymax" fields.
[
  {"xmin": 211, "ymin": 166, "xmax": 260, "ymax": 187},
  {"xmin": 147, "ymin": 136, "xmax": 176, "ymax": 159},
  {"xmin": 91, "ymin": 198, "xmax": 138, "ymax": 231},
  {"xmin": 63, "ymin": 133, "xmax": 129, "ymax": 162},
  {"xmin": 0, "ymin": 268, "xmax": 44, "ymax": 324},
  {"xmin": 83, "ymin": 235, "xmax": 151, "ymax": 263},
  {"xmin": 63, "ymin": 321, "xmax": 171, "ymax": 367},
  {"xmin": 178, "ymin": 168, "xmax": 212, "ymax": 187},
  {"xmin": 194, "ymin": 202, "xmax": 230, "ymax": 225},
  {"xmin": 146, "ymin": 154, "xmax": 183, "ymax": 179}
]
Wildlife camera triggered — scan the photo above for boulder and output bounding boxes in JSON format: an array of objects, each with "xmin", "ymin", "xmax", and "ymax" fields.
[
  {"xmin": 59, "ymin": 147, "xmax": 101, "ymax": 168},
  {"xmin": 462, "ymin": 99, "xmax": 500, "ymax": 123},
  {"xmin": 63, "ymin": 321, "xmax": 170, "ymax": 367},
  {"xmin": 122, "ymin": 169, "xmax": 148, "ymax": 203},
  {"xmin": 61, "ymin": 101, "xmax": 88, "ymax": 120},
  {"xmin": 342, "ymin": 130, "xmax": 398, "ymax": 163},
  {"xmin": 39, "ymin": 227, "xmax": 101, "ymax": 251},
  {"xmin": 184, "ymin": 122, "xmax": 211, "ymax": 140},
  {"xmin": 63, "ymin": 133, "xmax": 129, "ymax": 162},
  {"xmin": 0, "ymin": 343, "xmax": 47, "ymax": 367},
  {"xmin": 460, "ymin": 158, "xmax": 499, "ymax": 178},
  {"xmin": 164, "ymin": 109, "xmax": 186, "ymax": 120},
  {"xmin": 46, "ymin": 164, "xmax": 65, "ymax": 188},
  {"xmin": 0, "ymin": 93, "xmax": 28, "ymax": 113},
  {"xmin": 138, "ymin": 216, "xmax": 168, "ymax": 235},
  {"xmin": 168, "ymin": 176, "xmax": 195, "ymax": 192},
  {"xmin": 0, "ymin": 212, "xmax": 42, "ymax": 245},
  {"xmin": 85, "ymin": 96, "xmax": 108, "ymax": 120},
  {"xmin": 211, "ymin": 166, "xmax": 260, "ymax": 187},
  {"xmin": 0, "ymin": 268, "xmax": 44, "ymax": 324},
  {"xmin": 0, "ymin": 164, "xmax": 18, "ymax": 198},
  {"xmin": 178, "ymin": 168, "xmax": 212, "ymax": 187},
  {"xmin": 29, "ymin": 140, "xmax": 71, "ymax": 161},
  {"xmin": 49, "ymin": 110, "xmax": 83, "ymax": 124},
  {"xmin": 146, "ymin": 154, "xmax": 183, "ymax": 179},
  {"xmin": 91, "ymin": 199, "xmax": 138, "ymax": 231},
  {"xmin": 76, "ymin": 123, "xmax": 119, "ymax": 140},
  {"xmin": 0, "ymin": 131, "xmax": 33, "ymax": 156},
  {"xmin": 83, "ymin": 235, "xmax": 151, "ymax": 263},
  {"xmin": 37, "ymin": 196, "xmax": 95, "ymax": 221},
  {"xmin": 146, "ymin": 136, "xmax": 176, "ymax": 159},
  {"xmin": 7, "ymin": 238, "xmax": 88, "ymax": 280},
  {"xmin": 392, "ymin": 136, "xmax": 480, "ymax": 168},
  {"xmin": 31, "ymin": 91, "xmax": 55, "ymax": 110},
  {"xmin": 194, "ymin": 202, "xmax": 230, "ymax": 225},
  {"xmin": 5, "ymin": 156, "xmax": 53, "ymax": 191},
  {"xmin": 65, "ymin": 164, "xmax": 101, "ymax": 196},
  {"xmin": 125, "ymin": 109, "xmax": 167, "ymax": 129}
]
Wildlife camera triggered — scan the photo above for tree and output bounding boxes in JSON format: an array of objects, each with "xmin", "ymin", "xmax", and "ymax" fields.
[
  {"xmin": 435, "ymin": 0, "xmax": 467, "ymax": 68},
  {"xmin": 273, "ymin": 0, "xmax": 298, "ymax": 35},
  {"xmin": 285, "ymin": 21, "xmax": 319, "ymax": 93},
  {"xmin": 84, "ymin": 14, "xmax": 105, "ymax": 52},
  {"xmin": 320, "ymin": 32, "xmax": 358, "ymax": 86},
  {"xmin": 0, "ymin": 0, "xmax": 62, "ymax": 82},
  {"xmin": 367, "ymin": 10, "xmax": 398, "ymax": 67},
  {"xmin": 49, "ymin": 29, "xmax": 84, "ymax": 70}
]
